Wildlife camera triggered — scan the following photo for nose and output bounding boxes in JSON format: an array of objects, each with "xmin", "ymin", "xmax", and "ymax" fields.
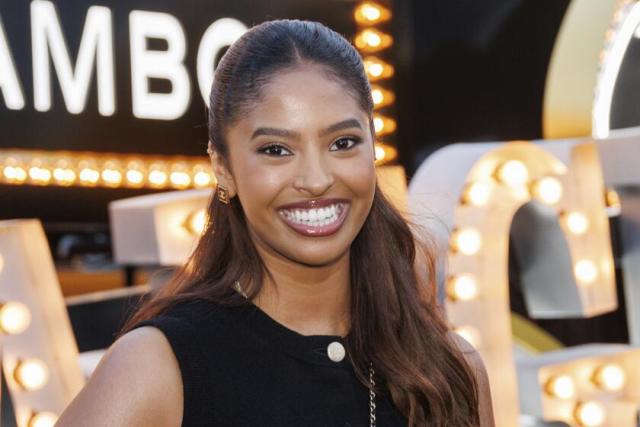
[{"xmin": 292, "ymin": 151, "xmax": 335, "ymax": 196}]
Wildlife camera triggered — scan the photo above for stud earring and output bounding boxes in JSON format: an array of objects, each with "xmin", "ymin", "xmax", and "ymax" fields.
[{"xmin": 217, "ymin": 186, "xmax": 230, "ymax": 204}]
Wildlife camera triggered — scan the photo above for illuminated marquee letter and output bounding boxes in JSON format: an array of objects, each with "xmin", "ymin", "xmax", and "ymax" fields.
[
  {"xmin": 0, "ymin": 219, "xmax": 84, "ymax": 426},
  {"xmin": 129, "ymin": 10, "xmax": 190, "ymax": 120},
  {"xmin": 0, "ymin": 16, "xmax": 25, "ymax": 110},
  {"xmin": 197, "ymin": 18, "xmax": 247, "ymax": 106},
  {"xmin": 31, "ymin": 1, "xmax": 115, "ymax": 115},
  {"xmin": 408, "ymin": 140, "xmax": 616, "ymax": 426}
]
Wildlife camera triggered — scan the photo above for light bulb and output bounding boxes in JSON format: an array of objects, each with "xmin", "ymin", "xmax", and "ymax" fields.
[
  {"xmin": 496, "ymin": 160, "xmax": 529, "ymax": 187},
  {"xmin": 532, "ymin": 176, "xmax": 563, "ymax": 205},
  {"xmin": 354, "ymin": 2, "xmax": 392, "ymax": 25},
  {"xmin": 355, "ymin": 29, "xmax": 393, "ymax": 53},
  {"xmin": 29, "ymin": 412, "xmax": 58, "ymax": 427},
  {"xmin": 101, "ymin": 161, "xmax": 123, "ymax": 186},
  {"xmin": 0, "ymin": 301, "xmax": 31, "ymax": 335},
  {"xmin": 451, "ymin": 228, "xmax": 482, "ymax": 255},
  {"xmin": 574, "ymin": 401, "xmax": 605, "ymax": 427},
  {"xmin": 126, "ymin": 169, "xmax": 144, "ymax": 185},
  {"xmin": 185, "ymin": 209, "xmax": 208, "ymax": 235},
  {"xmin": 363, "ymin": 56, "xmax": 394, "ymax": 81},
  {"xmin": 593, "ymin": 363, "xmax": 625, "ymax": 391},
  {"xmin": 78, "ymin": 160, "xmax": 100, "ymax": 185},
  {"xmin": 544, "ymin": 375, "xmax": 575, "ymax": 399},
  {"xmin": 463, "ymin": 181, "xmax": 493, "ymax": 206},
  {"xmin": 575, "ymin": 260, "xmax": 597, "ymax": 284},
  {"xmin": 372, "ymin": 113, "xmax": 397, "ymax": 136},
  {"xmin": 170, "ymin": 164, "xmax": 191, "ymax": 189},
  {"xmin": 447, "ymin": 274, "xmax": 478, "ymax": 301},
  {"xmin": 14, "ymin": 358, "xmax": 49, "ymax": 391},
  {"xmin": 148, "ymin": 163, "xmax": 168, "ymax": 187},
  {"xmin": 28, "ymin": 160, "xmax": 52, "ymax": 184},
  {"xmin": 565, "ymin": 212, "xmax": 589, "ymax": 235},
  {"xmin": 53, "ymin": 159, "xmax": 76, "ymax": 186}
]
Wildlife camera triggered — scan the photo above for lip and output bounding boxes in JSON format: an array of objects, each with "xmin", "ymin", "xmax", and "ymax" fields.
[{"xmin": 277, "ymin": 198, "xmax": 351, "ymax": 237}]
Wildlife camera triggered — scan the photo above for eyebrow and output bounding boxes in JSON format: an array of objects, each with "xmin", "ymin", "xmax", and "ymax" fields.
[{"xmin": 250, "ymin": 118, "xmax": 363, "ymax": 141}]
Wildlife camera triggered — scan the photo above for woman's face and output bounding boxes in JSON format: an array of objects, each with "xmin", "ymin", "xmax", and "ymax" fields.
[{"xmin": 222, "ymin": 64, "xmax": 376, "ymax": 267}]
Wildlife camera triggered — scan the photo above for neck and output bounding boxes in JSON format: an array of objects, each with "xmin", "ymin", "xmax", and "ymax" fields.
[{"xmin": 251, "ymin": 243, "xmax": 351, "ymax": 337}]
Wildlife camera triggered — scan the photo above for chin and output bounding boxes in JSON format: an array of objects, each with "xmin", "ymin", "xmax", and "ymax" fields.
[{"xmin": 280, "ymin": 243, "xmax": 351, "ymax": 268}]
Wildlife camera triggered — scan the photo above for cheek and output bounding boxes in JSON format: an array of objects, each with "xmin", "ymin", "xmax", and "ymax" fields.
[
  {"xmin": 231, "ymin": 154, "xmax": 288, "ymax": 214},
  {"xmin": 335, "ymin": 157, "xmax": 377, "ymax": 201}
]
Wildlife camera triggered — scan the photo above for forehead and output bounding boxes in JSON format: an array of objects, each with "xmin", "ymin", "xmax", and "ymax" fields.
[{"xmin": 231, "ymin": 65, "xmax": 368, "ymax": 135}]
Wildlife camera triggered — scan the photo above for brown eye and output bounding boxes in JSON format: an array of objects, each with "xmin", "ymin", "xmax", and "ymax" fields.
[
  {"xmin": 329, "ymin": 137, "xmax": 361, "ymax": 151},
  {"xmin": 258, "ymin": 144, "xmax": 293, "ymax": 156}
]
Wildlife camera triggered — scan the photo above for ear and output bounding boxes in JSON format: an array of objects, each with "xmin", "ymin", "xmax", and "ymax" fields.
[{"xmin": 208, "ymin": 141, "xmax": 237, "ymax": 198}]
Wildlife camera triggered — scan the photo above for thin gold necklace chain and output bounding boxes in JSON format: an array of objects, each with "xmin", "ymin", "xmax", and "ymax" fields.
[
  {"xmin": 369, "ymin": 362, "xmax": 377, "ymax": 427},
  {"xmin": 232, "ymin": 281, "xmax": 377, "ymax": 426}
]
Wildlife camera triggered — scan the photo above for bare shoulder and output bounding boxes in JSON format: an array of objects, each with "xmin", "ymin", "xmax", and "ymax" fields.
[
  {"xmin": 448, "ymin": 332, "xmax": 496, "ymax": 427},
  {"xmin": 56, "ymin": 327, "xmax": 183, "ymax": 427}
]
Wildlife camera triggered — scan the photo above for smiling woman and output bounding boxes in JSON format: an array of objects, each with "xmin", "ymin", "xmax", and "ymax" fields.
[{"xmin": 54, "ymin": 19, "xmax": 494, "ymax": 427}]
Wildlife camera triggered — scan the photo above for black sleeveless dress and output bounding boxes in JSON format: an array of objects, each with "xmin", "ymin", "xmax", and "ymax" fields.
[{"xmin": 133, "ymin": 298, "xmax": 408, "ymax": 426}]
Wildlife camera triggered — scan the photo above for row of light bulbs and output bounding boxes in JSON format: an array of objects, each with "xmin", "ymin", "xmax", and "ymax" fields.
[
  {"xmin": 0, "ymin": 152, "xmax": 215, "ymax": 190},
  {"xmin": 0, "ymin": 256, "xmax": 58, "ymax": 427},
  {"xmin": 544, "ymin": 363, "xmax": 627, "ymax": 427},
  {"xmin": 353, "ymin": 1, "xmax": 397, "ymax": 165}
]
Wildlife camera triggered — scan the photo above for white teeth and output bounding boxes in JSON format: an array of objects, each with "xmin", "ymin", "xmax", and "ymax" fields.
[{"xmin": 280, "ymin": 203, "xmax": 347, "ymax": 227}]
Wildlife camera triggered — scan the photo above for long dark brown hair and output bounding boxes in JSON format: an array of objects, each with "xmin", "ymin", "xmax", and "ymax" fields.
[{"xmin": 122, "ymin": 19, "xmax": 479, "ymax": 426}]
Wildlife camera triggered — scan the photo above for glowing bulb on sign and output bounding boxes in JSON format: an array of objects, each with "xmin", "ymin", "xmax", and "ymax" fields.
[
  {"xmin": 374, "ymin": 145, "xmax": 386, "ymax": 162},
  {"xmin": 565, "ymin": 211, "xmax": 590, "ymax": 235},
  {"xmin": 192, "ymin": 164, "xmax": 213, "ymax": 188},
  {"xmin": 592, "ymin": 363, "xmax": 626, "ymax": 391},
  {"xmin": 148, "ymin": 163, "xmax": 169, "ymax": 187},
  {"xmin": 78, "ymin": 160, "xmax": 100, "ymax": 185},
  {"xmin": 544, "ymin": 374, "xmax": 575, "ymax": 399},
  {"xmin": 451, "ymin": 228, "xmax": 482, "ymax": 255},
  {"xmin": 185, "ymin": 209, "xmax": 208, "ymax": 235},
  {"xmin": 0, "ymin": 301, "xmax": 31, "ymax": 335},
  {"xmin": 53, "ymin": 159, "xmax": 76, "ymax": 185},
  {"xmin": 29, "ymin": 412, "xmax": 58, "ymax": 427},
  {"xmin": 532, "ymin": 176, "xmax": 563, "ymax": 205},
  {"xmin": 28, "ymin": 161, "xmax": 52, "ymax": 184},
  {"xmin": 370, "ymin": 85, "xmax": 395, "ymax": 109},
  {"xmin": 447, "ymin": 274, "xmax": 478, "ymax": 301},
  {"xmin": 126, "ymin": 169, "xmax": 144, "ymax": 185},
  {"xmin": 496, "ymin": 160, "xmax": 529, "ymax": 187},
  {"xmin": 574, "ymin": 401, "xmax": 605, "ymax": 427},
  {"xmin": 101, "ymin": 161, "xmax": 123, "ymax": 186},
  {"xmin": 169, "ymin": 163, "xmax": 191, "ymax": 188},
  {"xmin": 355, "ymin": 29, "xmax": 393, "ymax": 53},
  {"xmin": 462, "ymin": 181, "xmax": 493, "ymax": 206},
  {"xmin": 14, "ymin": 358, "xmax": 49, "ymax": 391},
  {"xmin": 363, "ymin": 56, "xmax": 394, "ymax": 81},
  {"xmin": 574, "ymin": 260, "xmax": 598, "ymax": 285}
]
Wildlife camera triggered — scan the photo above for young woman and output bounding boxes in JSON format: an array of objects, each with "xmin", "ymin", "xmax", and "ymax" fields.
[{"xmin": 56, "ymin": 20, "xmax": 494, "ymax": 427}]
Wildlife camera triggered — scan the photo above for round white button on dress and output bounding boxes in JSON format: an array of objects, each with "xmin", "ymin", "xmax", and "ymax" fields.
[{"xmin": 327, "ymin": 341, "xmax": 346, "ymax": 362}]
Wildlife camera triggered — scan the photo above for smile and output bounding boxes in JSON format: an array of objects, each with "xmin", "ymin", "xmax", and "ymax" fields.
[{"xmin": 277, "ymin": 200, "xmax": 350, "ymax": 237}]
